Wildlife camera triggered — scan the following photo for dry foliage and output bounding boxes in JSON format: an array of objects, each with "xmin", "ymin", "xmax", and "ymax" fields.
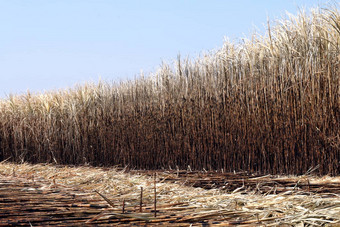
[
  {"xmin": 0, "ymin": 162, "xmax": 339, "ymax": 226},
  {"xmin": 0, "ymin": 5, "xmax": 339, "ymax": 175}
]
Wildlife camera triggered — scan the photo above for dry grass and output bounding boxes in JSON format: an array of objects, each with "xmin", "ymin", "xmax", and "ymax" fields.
[
  {"xmin": 0, "ymin": 5, "xmax": 339, "ymax": 175},
  {"xmin": 0, "ymin": 162, "xmax": 339, "ymax": 226}
]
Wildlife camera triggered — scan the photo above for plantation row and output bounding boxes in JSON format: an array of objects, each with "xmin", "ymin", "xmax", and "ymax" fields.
[{"xmin": 0, "ymin": 6, "xmax": 339, "ymax": 175}]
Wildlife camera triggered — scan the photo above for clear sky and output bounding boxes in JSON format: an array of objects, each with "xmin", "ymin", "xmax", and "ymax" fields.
[{"xmin": 0, "ymin": 0, "xmax": 327, "ymax": 97}]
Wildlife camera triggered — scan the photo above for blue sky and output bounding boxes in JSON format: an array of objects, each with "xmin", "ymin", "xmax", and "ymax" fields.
[{"xmin": 0, "ymin": 0, "xmax": 326, "ymax": 97}]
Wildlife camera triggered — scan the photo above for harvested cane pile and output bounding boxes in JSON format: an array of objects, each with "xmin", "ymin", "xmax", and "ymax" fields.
[
  {"xmin": 0, "ymin": 163, "xmax": 339, "ymax": 226},
  {"xmin": 140, "ymin": 169, "xmax": 340, "ymax": 194},
  {"xmin": 0, "ymin": 5, "xmax": 339, "ymax": 175}
]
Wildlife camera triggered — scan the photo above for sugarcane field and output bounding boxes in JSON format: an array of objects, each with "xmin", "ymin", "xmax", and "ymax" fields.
[{"xmin": 0, "ymin": 3, "xmax": 339, "ymax": 226}]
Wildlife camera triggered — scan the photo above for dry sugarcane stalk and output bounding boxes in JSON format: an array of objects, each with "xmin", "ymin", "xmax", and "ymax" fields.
[
  {"xmin": 140, "ymin": 187, "xmax": 143, "ymax": 212},
  {"xmin": 0, "ymin": 4, "xmax": 339, "ymax": 176},
  {"xmin": 154, "ymin": 173, "xmax": 157, "ymax": 217}
]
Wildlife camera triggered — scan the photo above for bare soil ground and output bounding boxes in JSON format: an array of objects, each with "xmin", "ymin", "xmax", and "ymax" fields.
[{"xmin": 0, "ymin": 162, "xmax": 339, "ymax": 226}]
